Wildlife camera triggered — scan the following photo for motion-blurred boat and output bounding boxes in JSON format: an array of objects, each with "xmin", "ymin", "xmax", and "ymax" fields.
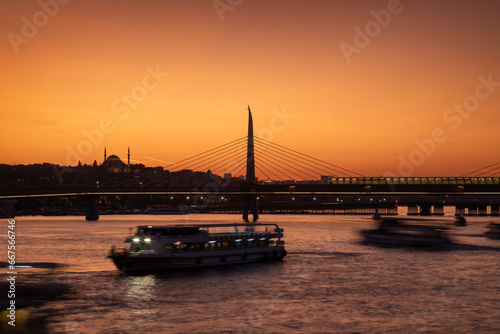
[
  {"xmin": 361, "ymin": 217, "xmax": 452, "ymax": 247},
  {"xmin": 485, "ymin": 223, "xmax": 500, "ymax": 239},
  {"xmin": 108, "ymin": 223, "xmax": 287, "ymax": 273},
  {"xmin": 454, "ymin": 215, "xmax": 467, "ymax": 226}
]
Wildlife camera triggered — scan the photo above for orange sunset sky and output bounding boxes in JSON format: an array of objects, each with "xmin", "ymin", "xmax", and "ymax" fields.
[{"xmin": 1, "ymin": 0, "xmax": 500, "ymax": 177}]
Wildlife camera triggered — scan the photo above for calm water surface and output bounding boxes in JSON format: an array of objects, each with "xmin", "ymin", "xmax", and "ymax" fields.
[{"xmin": 3, "ymin": 213, "xmax": 500, "ymax": 333}]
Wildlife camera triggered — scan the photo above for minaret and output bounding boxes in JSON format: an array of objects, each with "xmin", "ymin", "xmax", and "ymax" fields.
[
  {"xmin": 128, "ymin": 146, "xmax": 130, "ymax": 165},
  {"xmin": 104, "ymin": 147, "xmax": 107, "ymax": 161}
]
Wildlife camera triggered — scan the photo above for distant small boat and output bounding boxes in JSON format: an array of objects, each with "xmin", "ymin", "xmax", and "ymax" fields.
[
  {"xmin": 361, "ymin": 217, "xmax": 452, "ymax": 247},
  {"xmin": 454, "ymin": 215, "xmax": 467, "ymax": 226},
  {"xmin": 145, "ymin": 207, "xmax": 189, "ymax": 215},
  {"xmin": 485, "ymin": 223, "xmax": 500, "ymax": 239}
]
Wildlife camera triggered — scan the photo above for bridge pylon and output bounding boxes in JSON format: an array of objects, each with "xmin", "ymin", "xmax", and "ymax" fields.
[
  {"xmin": 243, "ymin": 106, "xmax": 259, "ymax": 222},
  {"xmin": 85, "ymin": 195, "xmax": 99, "ymax": 221}
]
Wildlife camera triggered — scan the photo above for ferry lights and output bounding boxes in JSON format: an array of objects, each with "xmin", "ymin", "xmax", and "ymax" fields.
[{"xmin": 132, "ymin": 237, "xmax": 151, "ymax": 243}]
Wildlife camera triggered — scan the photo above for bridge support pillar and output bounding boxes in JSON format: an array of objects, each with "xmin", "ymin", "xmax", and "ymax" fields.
[
  {"xmin": 455, "ymin": 205, "xmax": 465, "ymax": 215},
  {"xmin": 491, "ymin": 206, "xmax": 499, "ymax": 216},
  {"xmin": 467, "ymin": 205, "xmax": 478, "ymax": 216},
  {"xmin": 407, "ymin": 205, "xmax": 419, "ymax": 215},
  {"xmin": 243, "ymin": 195, "xmax": 259, "ymax": 222},
  {"xmin": 420, "ymin": 205, "xmax": 431, "ymax": 216},
  {"xmin": 433, "ymin": 204, "xmax": 444, "ymax": 215},
  {"xmin": 86, "ymin": 196, "xmax": 99, "ymax": 221}
]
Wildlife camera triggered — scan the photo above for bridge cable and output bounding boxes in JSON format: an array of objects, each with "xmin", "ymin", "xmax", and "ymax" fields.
[
  {"xmin": 253, "ymin": 152, "xmax": 299, "ymax": 180},
  {"xmin": 164, "ymin": 136, "xmax": 247, "ymax": 171},
  {"xmin": 254, "ymin": 141, "xmax": 351, "ymax": 178},
  {"xmin": 462, "ymin": 162, "xmax": 500, "ymax": 177},
  {"xmin": 254, "ymin": 136, "xmax": 365, "ymax": 177},
  {"xmin": 254, "ymin": 149, "xmax": 318, "ymax": 180},
  {"xmin": 255, "ymin": 161, "xmax": 285, "ymax": 181}
]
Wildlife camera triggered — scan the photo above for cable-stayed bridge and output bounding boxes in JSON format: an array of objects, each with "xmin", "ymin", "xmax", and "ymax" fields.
[
  {"xmin": 157, "ymin": 135, "xmax": 365, "ymax": 183},
  {"xmin": 1, "ymin": 108, "xmax": 499, "ymax": 220}
]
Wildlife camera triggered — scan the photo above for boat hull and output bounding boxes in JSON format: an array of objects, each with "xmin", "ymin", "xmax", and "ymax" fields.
[
  {"xmin": 109, "ymin": 246, "xmax": 287, "ymax": 274},
  {"xmin": 361, "ymin": 230, "xmax": 451, "ymax": 247}
]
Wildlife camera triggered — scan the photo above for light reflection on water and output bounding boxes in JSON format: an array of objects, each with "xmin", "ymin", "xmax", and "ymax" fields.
[
  {"xmin": 2, "ymin": 214, "xmax": 499, "ymax": 333},
  {"xmin": 125, "ymin": 275, "xmax": 157, "ymax": 301}
]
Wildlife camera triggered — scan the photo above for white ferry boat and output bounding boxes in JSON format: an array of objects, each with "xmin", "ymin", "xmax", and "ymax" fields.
[
  {"xmin": 108, "ymin": 223, "xmax": 287, "ymax": 273},
  {"xmin": 361, "ymin": 217, "xmax": 452, "ymax": 247}
]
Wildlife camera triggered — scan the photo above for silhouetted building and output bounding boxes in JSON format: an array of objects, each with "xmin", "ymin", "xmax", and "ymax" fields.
[{"xmin": 102, "ymin": 147, "xmax": 131, "ymax": 173}]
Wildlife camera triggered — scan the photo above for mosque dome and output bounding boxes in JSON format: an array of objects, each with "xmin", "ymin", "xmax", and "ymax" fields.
[{"xmin": 106, "ymin": 155, "xmax": 122, "ymax": 163}]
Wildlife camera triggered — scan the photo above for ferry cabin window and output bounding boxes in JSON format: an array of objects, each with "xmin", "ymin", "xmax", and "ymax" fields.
[
  {"xmin": 258, "ymin": 239, "xmax": 269, "ymax": 246},
  {"xmin": 188, "ymin": 243, "xmax": 201, "ymax": 251}
]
